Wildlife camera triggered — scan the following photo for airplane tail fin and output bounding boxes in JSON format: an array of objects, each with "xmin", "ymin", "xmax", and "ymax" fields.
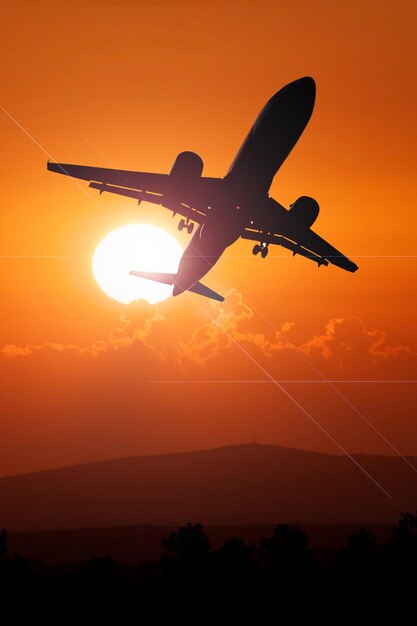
[{"xmin": 129, "ymin": 271, "xmax": 224, "ymax": 303}]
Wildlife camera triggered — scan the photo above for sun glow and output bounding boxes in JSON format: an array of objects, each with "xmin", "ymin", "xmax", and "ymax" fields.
[{"xmin": 92, "ymin": 224, "xmax": 183, "ymax": 305}]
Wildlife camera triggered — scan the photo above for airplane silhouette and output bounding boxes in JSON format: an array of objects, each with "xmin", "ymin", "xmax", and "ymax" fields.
[{"xmin": 48, "ymin": 76, "xmax": 358, "ymax": 302}]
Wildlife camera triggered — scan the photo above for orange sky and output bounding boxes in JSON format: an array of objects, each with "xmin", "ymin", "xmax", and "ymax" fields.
[{"xmin": 0, "ymin": 1, "xmax": 416, "ymax": 476}]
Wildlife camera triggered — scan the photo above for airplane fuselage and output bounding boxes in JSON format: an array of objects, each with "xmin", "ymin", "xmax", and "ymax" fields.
[
  {"xmin": 172, "ymin": 192, "xmax": 286, "ymax": 296},
  {"xmin": 172, "ymin": 195, "xmax": 244, "ymax": 295}
]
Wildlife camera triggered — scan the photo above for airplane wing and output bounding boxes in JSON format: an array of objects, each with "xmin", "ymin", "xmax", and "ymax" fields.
[
  {"xmin": 48, "ymin": 161, "xmax": 171, "ymax": 194},
  {"xmin": 47, "ymin": 162, "xmax": 211, "ymax": 224},
  {"xmin": 242, "ymin": 226, "xmax": 358, "ymax": 273}
]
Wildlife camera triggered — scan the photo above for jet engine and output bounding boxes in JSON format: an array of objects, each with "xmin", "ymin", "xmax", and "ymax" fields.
[
  {"xmin": 170, "ymin": 151, "xmax": 204, "ymax": 179},
  {"xmin": 289, "ymin": 196, "xmax": 320, "ymax": 228}
]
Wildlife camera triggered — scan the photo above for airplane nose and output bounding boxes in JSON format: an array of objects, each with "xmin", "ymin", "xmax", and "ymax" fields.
[
  {"xmin": 293, "ymin": 76, "xmax": 316, "ymax": 108},
  {"xmin": 294, "ymin": 76, "xmax": 316, "ymax": 95},
  {"xmin": 275, "ymin": 76, "xmax": 316, "ymax": 105},
  {"xmin": 267, "ymin": 76, "xmax": 316, "ymax": 110}
]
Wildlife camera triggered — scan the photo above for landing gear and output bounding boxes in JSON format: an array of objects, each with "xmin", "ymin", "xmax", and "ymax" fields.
[
  {"xmin": 178, "ymin": 218, "xmax": 194, "ymax": 234},
  {"xmin": 252, "ymin": 242, "xmax": 269, "ymax": 258}
]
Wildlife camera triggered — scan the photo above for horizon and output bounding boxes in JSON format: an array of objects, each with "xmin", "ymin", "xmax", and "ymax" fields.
[{"xmin": 2, "ymin": 440, "xmax": 417, "ymax": 480}]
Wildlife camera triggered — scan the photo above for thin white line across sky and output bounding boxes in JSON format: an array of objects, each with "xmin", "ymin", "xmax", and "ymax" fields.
[
  {"xmin": 183, "ymin": 290, "xmax": 393, "ymax": 499},
  {"xmin": 148, "ymin": 380, "xmax": 417, "ymax": 384},
  {"xmin": 0, "ymin": 104, "xmax": 112, "ymax": 218},
  {"xmin": 1, "ymin": 255, "xmax": 417, "ymax": 259}
]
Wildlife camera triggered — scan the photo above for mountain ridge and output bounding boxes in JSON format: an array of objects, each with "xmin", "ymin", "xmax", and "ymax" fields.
[
  {"xmin": 0, "ymin": 443, "xmax": 416, "ymax": 531},
  {"xmin": 1, "ymin": 443, "xmax": 347, "ymax": 480}
]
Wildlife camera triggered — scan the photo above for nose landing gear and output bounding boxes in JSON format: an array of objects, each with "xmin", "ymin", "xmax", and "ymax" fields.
[
  {"xmin": 252, "ymin": 242, "xmax": 269, "ymax": 258},
  {"xmin": 178, "ymin": 218, "xmax": 194, "ymax": 235}
]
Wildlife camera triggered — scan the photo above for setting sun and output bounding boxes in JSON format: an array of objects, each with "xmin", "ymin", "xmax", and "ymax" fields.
[{"xmin": 92, "ymin": 224, "xmax": 183, "ymax": 305}]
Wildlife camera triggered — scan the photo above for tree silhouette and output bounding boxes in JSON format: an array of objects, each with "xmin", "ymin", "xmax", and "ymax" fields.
[
  {"xmin": 2, "ymin": 513, "xmax": 417, "ymax": 606},
  {"xmin": 161, "ymin": 522, "xmax": 211, "ymax": 584},
  {"xmin": 0, "ymin": 529, "xmax": 7, "ymax": 561},
  {"xmin": 389, "ymin": 510, "xmax": 417, "ymax": 578},
  {"xmin": 259, "ymin": 523, "xmax": 313, "ymax": 578},
  {"xmin": 87, "ymin": 556, "xmax": 117, "ymax": 580},
  {"xmin": 213, "ymin": 537, "xmax": 257, "ymax": 581},
  {"xmin": 162, "ymin": 522, "xmax": 211, "ymax": 561},
  {"xmin": 391, "ymin": 511, "xmax": 417, "ymax": 547},
  {"xmin": 338, "ymin": 527, "xmax": 378, "ymax": 570},
  {"xmin": 79, "ymin": 555, "xmax": 119, "ymax": 603}
]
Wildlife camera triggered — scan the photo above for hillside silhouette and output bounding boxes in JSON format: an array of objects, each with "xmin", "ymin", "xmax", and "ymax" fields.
[{"xmin": 0, "ymin": 443, "xmax": 416, "ymax": 532}]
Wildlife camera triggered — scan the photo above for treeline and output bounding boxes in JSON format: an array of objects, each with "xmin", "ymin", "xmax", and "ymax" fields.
[{"xmin": 0, "ymin": 511, "xmax": 417, "ymax": 610}]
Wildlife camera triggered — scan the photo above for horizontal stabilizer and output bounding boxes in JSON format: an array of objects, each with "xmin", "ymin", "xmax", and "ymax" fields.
[
  {"xmin": 188, "ymin": 281, "xmax": 224, "ymax": 302},
  {"xmin": 129, "ymin": 271, "xmax": 224, "ymax": 302},
  {"xmin": 129, "ymin": 271, "xmax": 175, "ymax": 285}
]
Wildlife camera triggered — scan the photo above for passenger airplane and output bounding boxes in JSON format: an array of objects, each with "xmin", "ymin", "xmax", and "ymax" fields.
[{"xmin": 48, "ymin": 76, "xmax": 358, "ymax": 302}]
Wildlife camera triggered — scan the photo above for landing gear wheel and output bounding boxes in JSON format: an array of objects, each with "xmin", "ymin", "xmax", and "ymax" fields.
[
  {"xmin": 187, "ymin": 222, "xmax": 194, "ymax": 235},
  {"xmin": 252, "ymin": 244, "xmax": 261, "ymax": 256},
  {"xmin": 261, "ymin": 247, "xmax": 269, "ymax": 259},
  {"xmin": 178, "ymin": 219, "xmax": 186, "ymax": 231}
]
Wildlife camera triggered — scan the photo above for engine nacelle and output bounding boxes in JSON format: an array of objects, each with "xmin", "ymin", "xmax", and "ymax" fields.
[
  {"xmin": 170, "ymin": 151, "xmax": 204, "ymax": 179},
  {"xmin": 289, "ymin": 196, "xmax": 320, "ymax": 228}
]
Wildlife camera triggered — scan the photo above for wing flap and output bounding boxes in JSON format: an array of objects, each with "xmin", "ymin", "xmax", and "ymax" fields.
[
  {"xmin": 243, "ymin": 227, "xmax": 357, "ymax": 272},
  {"xmin": 291, "ymin": 228, "xmax": 358, "ymax": 272},
  {"xmin": 89, "ymin": 181, "xmax": 161, "ymax": 204}
]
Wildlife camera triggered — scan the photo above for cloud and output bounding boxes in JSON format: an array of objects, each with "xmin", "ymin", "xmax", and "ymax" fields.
[
  {"xmin": 168, "ymin": 291, "xmax": 416, "ymax": 369},
  {"xmin": 298, "ymin": 317, "xmax": 416, "ymax": 367},
  {"xmin": 170, "ymin": 291, "xmax": 304, "ymax": 365},
  {"xmin": 1, "ymin": 291, "xmax": 415, "ymax": 374},
  {"xmin": 170, "ymin": 295, "xmax": 416, "ymax": 372},
  {"xmin": 1, "ymin": 299, "xmax": 165, "ymax": 359},
  {"xmin": 172, "ymin": 289, "xmax": 253, "ymax": 366},
  {"xmin": 280, "ymin": 321, "xmax": 295, "ymax": 334}
]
